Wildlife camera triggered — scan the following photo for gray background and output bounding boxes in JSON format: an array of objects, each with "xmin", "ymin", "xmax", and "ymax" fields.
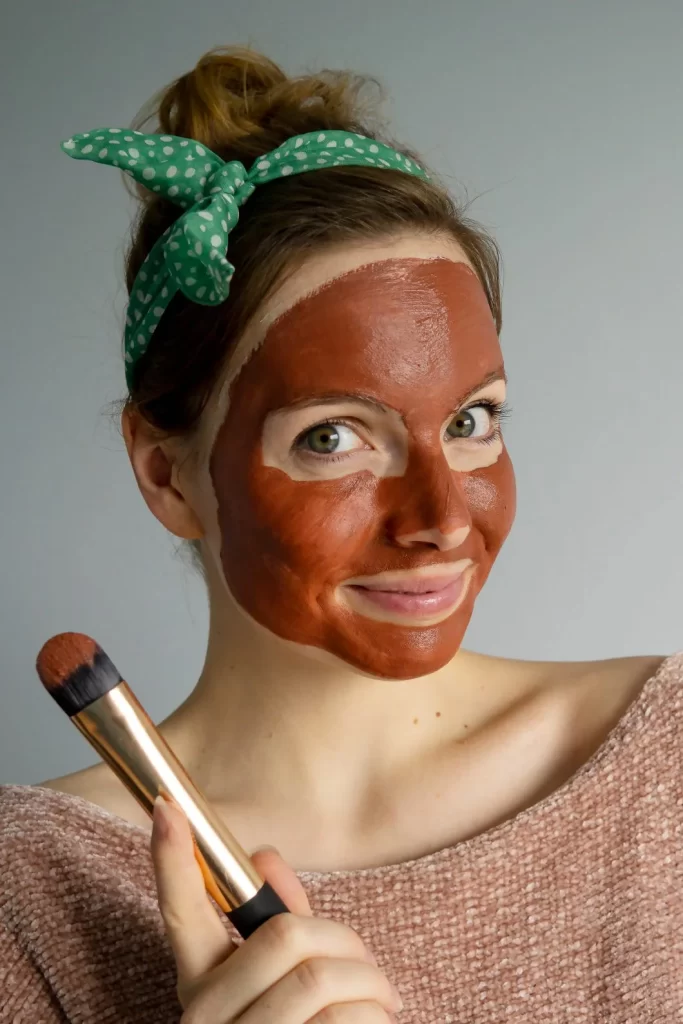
[{"xmin": 2, "ymin": 1, "xmax": 681, "ymax": 785}]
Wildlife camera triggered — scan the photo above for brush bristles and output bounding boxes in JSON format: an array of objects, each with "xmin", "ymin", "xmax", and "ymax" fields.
[{"xmin": 36, "ymin": 633, "xmax": 124, "ymax": 717}]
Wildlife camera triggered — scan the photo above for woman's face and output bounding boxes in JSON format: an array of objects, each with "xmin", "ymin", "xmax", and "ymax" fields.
[{"xmin": 200, "ymin": 235, "xmax": 516, "ymax": 679}]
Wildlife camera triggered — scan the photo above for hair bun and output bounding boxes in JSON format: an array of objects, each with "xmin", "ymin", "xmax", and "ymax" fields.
[{"xmin": 128, "ymin": 45, "xmax": 385, "ymax": 171}]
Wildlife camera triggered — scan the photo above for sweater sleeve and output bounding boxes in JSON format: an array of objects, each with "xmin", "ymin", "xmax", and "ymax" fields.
[{"xmin": 0, "ymin": 921, "xmax": 68, "ymax": 1023}]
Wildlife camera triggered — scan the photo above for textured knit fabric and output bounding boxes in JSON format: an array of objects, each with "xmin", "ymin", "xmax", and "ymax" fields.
[{"xmin": 1, "ymin": 652, "xmax": 681, "ymax": 1023}]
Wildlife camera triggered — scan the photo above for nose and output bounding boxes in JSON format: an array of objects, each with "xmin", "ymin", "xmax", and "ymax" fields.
[{"xmin": 387, "ymin": 449, "xmax": 471, "ymax": 552}]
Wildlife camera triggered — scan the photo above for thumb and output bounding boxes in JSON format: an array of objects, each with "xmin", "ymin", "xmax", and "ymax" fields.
[{"xmin": 249, "ymin": 845, "xmax": 314, "ymax": 918}]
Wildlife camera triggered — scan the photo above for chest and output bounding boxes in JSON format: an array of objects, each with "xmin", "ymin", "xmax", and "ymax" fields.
[{"xmin": 310, "ymin": 659, "xmax": 657, "ymax": 872}]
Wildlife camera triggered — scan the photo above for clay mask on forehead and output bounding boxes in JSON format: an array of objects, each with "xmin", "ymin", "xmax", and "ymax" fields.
[{"xmin": 208, "ymin": 257, "xmax": 516, "ymax": 680}]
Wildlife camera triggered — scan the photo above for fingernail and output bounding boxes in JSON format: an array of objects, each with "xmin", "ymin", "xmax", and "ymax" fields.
[
  {"xmin": 252, "ymin": 844, "xmax": 279, "ymax": 855},
  {"xmin": 390, "ymin": 985, "xmax": 404, "ymax": 1011},
  {"xmin": 153, "ymin": 794, "xmax": 172, "ymax": 838}
]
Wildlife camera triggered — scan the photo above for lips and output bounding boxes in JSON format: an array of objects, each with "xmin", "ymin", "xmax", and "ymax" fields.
[
  {"xmin": 354, "ymin": 575, "xmax": 462, "ymax": 594},
  {"xmin": 339, "ymin": 562, "xmax": 474, "ymax": 624}
]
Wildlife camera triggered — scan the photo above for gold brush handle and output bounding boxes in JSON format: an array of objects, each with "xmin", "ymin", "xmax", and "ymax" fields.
[{"xmin": 73, "ymin": 680, "xmax": 267, "ymax": 911}]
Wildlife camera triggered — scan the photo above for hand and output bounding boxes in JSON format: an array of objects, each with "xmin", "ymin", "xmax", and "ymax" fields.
[{"xmin": 150, "ymin": 795, "xmax": 404, "ymax": 1022}]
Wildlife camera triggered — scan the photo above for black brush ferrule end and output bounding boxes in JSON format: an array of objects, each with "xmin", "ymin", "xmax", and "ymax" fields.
[
  {"xmin": 54, "ymin": 646, "xmax": 124, "ymax": 717},
  {"xmin": 226, "ymin": 881, "xmax": 290, "ymax": 939}
]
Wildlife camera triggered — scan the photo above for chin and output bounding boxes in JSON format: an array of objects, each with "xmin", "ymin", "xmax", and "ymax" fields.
[
  {"xmin": 344, "ymin": 646, "xmax": 463, "ymax": 681},
  {"xmin": 321, "ymin": 615, "xmax": 473, "ymax": 681}
]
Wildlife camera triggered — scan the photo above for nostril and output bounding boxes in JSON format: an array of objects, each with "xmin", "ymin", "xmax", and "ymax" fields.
[
  {"xmin": 395, "ymin": 527, "xmax": 468, "ymax": 551},
  {"xmin": 396, "ymin": 532, "xmax": 441, "ymax": 550}
]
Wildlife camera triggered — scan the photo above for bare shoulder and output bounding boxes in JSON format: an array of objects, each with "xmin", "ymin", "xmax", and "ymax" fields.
[
  {"xmin": 544, "ymin": 651, "xmax": 668, "ymax": 743},
  {"xmin": 562, "ymin": 651, "xmax": 667, "ymax": 699},
  {"xmin": 38, "ymin": 763, "xmax": 149, "ymax": 829},
  {"xmin": 463, "ymin": 648, "xmax": 666, "ymax": 708},
  {"xmin": 39, "ymin": 763, "xmax": 104, "ymax": 798},
  {"xmin": 470, "ymin": 648, "xmax": 668, "ymax": 746}
]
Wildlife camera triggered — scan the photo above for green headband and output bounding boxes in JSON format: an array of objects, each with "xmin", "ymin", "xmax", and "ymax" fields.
[{"xmin": 60, "ymin": 127, "xmax": 431, "ymax": 388}]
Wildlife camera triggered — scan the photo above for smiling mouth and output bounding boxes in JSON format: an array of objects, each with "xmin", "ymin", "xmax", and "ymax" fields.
[{"xmin": 339, "ymin": 563, "xmax": 475, "ymax": 625}]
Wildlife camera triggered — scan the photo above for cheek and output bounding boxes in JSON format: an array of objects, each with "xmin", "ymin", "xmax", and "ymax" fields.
[
  {"xmin": 218, "ymin": 458, "xmax": 382, "ymax": 578},
  {"xmin": 465, "ymin": 448, "xmax": 517, "ymax": 554}
]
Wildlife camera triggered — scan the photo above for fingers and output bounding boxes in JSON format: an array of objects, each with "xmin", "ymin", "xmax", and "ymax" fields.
[
  {"xmin": 181, "ymin": 907, "xmax": 395, "ymax": 1023},
  {"xmin": 150, "ymin": 795, "xmax": 236, "ymax": 991},
  {"xmin": 248, "ymin": 846, "xmax": 313, "ymax": 919}
]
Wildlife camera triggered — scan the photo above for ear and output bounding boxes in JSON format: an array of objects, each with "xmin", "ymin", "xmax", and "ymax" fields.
[{"xmin": 121, "ymin": 405, "xmax": 205, "ymax": 541}]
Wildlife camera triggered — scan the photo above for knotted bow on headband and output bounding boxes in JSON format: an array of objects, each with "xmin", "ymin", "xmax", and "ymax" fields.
[{"xmin": 60, "ymin": 127, "xmax": 431, "ymax": 388}]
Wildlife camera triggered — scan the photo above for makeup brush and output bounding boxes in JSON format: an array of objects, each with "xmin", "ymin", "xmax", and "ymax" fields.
[{"xmin": 36, "ymin": 632, "xmax": 289, "ymax": 938}]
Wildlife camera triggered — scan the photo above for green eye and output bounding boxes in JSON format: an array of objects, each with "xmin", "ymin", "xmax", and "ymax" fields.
[
  {"xmin": 304, "ymin": 425, "xmax": 340, "ymax": 454},
  {"xmin": 294, "ymin": 420, "xmax": 368, "ymax": 460},
  {"xmin": 446, "ymin": 410, "xmax": 476, "ymax": 439}
]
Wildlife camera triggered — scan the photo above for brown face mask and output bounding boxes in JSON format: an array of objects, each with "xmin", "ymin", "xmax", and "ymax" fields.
[{"xmin": 208, "ymin": 257, "xmax": 516, "ymax": 679}]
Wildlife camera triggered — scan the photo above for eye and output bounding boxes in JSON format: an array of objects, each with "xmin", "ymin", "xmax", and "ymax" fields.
[
  {"xmin": 445, "ymin": 400, "xmax": 509, "ymax": 442},
  {"xmin": 294, "ymin": 420, "xmax": 367, "ymax": 457}
]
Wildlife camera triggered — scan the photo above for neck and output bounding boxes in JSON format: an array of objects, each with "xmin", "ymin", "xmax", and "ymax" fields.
[{"xmin": 157, "ymin": 574, "xmax": 505, "ymax": 851}]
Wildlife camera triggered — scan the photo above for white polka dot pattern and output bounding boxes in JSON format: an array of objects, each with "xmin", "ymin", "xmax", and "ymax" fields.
[{"xmin": 60, "ymin": 128, "xmax": 431, "ymax": 387}]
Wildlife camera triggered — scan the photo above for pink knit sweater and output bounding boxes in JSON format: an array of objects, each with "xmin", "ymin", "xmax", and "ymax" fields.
[{"xmin": 1, "ymin": 652, "xmax": 681, "ymax": 1023}]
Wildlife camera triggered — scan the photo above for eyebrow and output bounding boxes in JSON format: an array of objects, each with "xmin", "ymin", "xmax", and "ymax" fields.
[{"xmin": 282, "ymin": 367, "xmax": 508, "ymax": 415}]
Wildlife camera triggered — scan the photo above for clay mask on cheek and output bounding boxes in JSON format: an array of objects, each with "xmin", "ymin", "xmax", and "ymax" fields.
[{"xmin": 209, "ymin": 257, "xmax": 517, "ymax": 680}]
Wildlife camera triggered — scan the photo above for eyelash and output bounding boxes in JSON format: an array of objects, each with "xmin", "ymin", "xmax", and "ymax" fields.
[
  {"xmin": 293, "ymin": 399, "xmax": 513, "ymax": 461},
  {"xmin": 468, "ymin": 399, "xmax": 513, "ymax": 447}
]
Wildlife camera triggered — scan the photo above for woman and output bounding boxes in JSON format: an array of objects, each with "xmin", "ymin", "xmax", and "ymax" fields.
[{"xmin": 0, "ymin": 46, "xmax": 680, "ymax": 1023}]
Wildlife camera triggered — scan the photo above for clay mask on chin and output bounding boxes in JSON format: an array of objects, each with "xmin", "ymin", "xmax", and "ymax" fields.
[{"xmin": 208, "ymin": 257, "xmax": 516, "ymax": 680}]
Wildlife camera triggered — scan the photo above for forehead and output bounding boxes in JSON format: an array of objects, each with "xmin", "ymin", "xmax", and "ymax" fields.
[{"xmin": 229, "ymin": 257, "xmax": 502, "ymax": 414}]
